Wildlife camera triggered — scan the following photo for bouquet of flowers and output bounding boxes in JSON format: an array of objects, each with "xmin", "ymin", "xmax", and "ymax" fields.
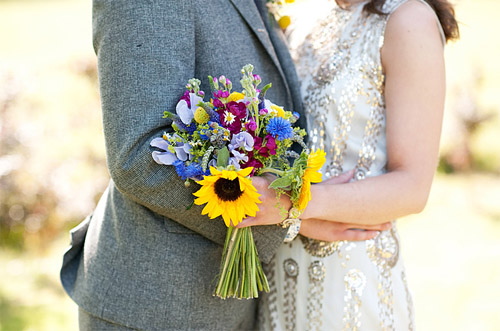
[{"xmin": 150, "ymin": 64, "xmax": 325, "ymax": 299}]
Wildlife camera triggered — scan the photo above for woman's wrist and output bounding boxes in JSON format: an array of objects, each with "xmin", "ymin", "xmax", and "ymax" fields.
[{"xmin": 299, "ymin": 184, "xmax": 321, "ymax": 220}]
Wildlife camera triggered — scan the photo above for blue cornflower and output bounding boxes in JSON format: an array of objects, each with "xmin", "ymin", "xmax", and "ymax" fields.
[
  {"xmin": 173, "ymin": 119, "xmax": 197, "ymax": 135},
  {"xmin": 205, "ymin": 107, "xmax": 220, "ymax": 124},
  {"xmin": 185, "ymin": 163, "xmax": 204, "ymax": 180},
  {"xmin": 266, "ymin": 117, "xmax": 293, "ymax": 141},
  {"xmin": 199, "ymin": 128, "xmax": 210, "ymax": 140},
  {"xmin": 173, "ymin": 160, "xmax": 188, "ymax": 180}
]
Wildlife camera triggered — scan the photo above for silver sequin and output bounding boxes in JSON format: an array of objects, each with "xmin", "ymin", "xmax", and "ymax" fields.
[
  {"xmin": 307, "ymin": 261, "xmax": 326, "ymax": 330},
  {"xmin": 343, "ymin": 269, "xmax": 367, "ymax": 330},
  {"xmin": 283, "ymin": 259, "xmax": 299, "ymax": 331}
]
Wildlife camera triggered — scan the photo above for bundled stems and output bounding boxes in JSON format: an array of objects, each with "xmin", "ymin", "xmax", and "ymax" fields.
[{"xmin": 214, "ymin": 227, "xmax": 269, "ymax": 299}]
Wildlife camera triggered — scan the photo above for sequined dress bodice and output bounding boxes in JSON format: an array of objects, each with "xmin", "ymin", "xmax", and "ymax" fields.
[
  {"xmin": 257, "ymin": 0, "xmax": 439, "ymax": 329},
  {"xmin": 295, "ymin": 1, "xmax": 395, "ymax": 181}
]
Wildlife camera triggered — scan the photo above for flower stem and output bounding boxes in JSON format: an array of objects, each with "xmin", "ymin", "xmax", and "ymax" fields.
[
  {"xmin": 215, "ymin": 226, "xmax": 239, "ymax": 296},
  {"xmin": 259, "ymin": 167, "xmax": 284, "ymax": 176},
  {"xmin": 214, "ymin": 226, "xmax": 269, "ymax": 299}
]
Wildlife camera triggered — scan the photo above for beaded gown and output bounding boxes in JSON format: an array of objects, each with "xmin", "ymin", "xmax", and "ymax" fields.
[{"xmin": 259, "ymin": 0, "xmax": 445, "ymax": 330}]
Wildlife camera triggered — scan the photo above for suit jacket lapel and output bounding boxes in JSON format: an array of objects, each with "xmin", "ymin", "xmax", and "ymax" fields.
[
  {"xmin": 229, "ymin": 0, "xmax": 279, "ymax": 68},
  {"xmin": 229, "ymin": 0, "xmax": 292, "ymax": 107}
]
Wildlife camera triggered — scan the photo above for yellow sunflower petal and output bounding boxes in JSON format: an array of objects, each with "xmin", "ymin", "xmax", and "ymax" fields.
[
  {"xmin": 221, "ymin": 212, "xmax": 231, "ymax": 227},
  {"xmin": 308, "ymin": 149, "xmax": 326, "ymax": 171},
  {"xmin": 201, "ymin": 202, "xmax": 213, "ymax": 217},
  {"xmin": 224, "ymin": 170, "xmax": 238, "ymax": 180},
  {"xmin": 226, "ymin": 203, "xmax": 240, "ymax": 226},
  {"xmin": 206, "ymin": 200, "xmax": 223, "ymax": 219},
  {"xmin": 191, "ymin": 167, "xmax": 261, "ymax": 227},
  {"xmin": 307, "ymin": 171, "xmax": 323, "ymax": 183},
  {"xmin": 238, "ymin": 166, "xmax": 254, "ymax": 178},
  {"xmin": 193, "ymin": 185, "xmax": 213, "ymax": 198},
  {"xmin": 209, "ymin": 166, "xmax": 221, "ymax": 176},
  {"xmin": 298, "ymin": 180, "xmax": 312, "ymax": 211}
]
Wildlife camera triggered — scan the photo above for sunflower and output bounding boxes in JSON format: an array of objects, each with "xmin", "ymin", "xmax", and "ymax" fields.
[
  {"xmin": 193, "ymin": 166, "xmax": 261, "ymax": 227},
  {"xmin": 297, "ymin": 149, "xmax": 326, "ymax": 211}
]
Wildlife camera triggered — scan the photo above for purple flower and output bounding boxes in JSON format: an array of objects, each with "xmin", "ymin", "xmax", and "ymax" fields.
[
  {"xmin": 230, "ymin": 150, "xmax": 249, "ymax": 165},
  {"xmin": 245, "ymin": 119, "xmax": 257, "ymax": 132},
  {"xmin": 229, "ymin": 131, "xmax": 254, "ymax": 152},
  {"xmin": 176, "ymin": 93, "xmax": 203, "ymax": 125},
  {"xmin": 213, "ymin": 90, "xmax": 230, "ymax": 99},
  {"xmin": 150, "ymin": 134, "xmax": 192, "ymax": 165},
  {"xmin": 217, "ymin": 101, "xmax": 247, "ymax": 134},
  {"xmin": 180, "ymin": 90, "xmax": 191, "ymax": 107}
]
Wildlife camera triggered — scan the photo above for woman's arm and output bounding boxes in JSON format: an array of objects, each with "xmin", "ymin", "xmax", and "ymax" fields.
[
  {"xmin": 240, "ymin": 0, "xmax": 446, "ymax": 228},
  {"xmin": 301, "ymin": 0, "xmax": 446, "ymax": 225}
]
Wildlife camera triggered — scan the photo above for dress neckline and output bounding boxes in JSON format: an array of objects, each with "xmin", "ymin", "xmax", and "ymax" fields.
[{"xmin": 334, "ymin": 0, "xmax": 369, "ymax": 11}]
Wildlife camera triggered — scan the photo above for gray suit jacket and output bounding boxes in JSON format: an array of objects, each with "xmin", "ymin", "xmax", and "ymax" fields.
[{"xmin": 61, "ymin": 0, "xmax": 304, "ymax": 330}]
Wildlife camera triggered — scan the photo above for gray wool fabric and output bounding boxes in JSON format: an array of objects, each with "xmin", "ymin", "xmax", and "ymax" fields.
[{"xmin": 60, "ymin": 0, "xmax": 304, "ymax": 330}]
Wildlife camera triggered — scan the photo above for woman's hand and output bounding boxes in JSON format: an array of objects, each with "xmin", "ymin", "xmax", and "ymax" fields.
[
  {"xmin": 299, "ymin": 218, "xmax": 392, "ymax": 242},
  {"xmin": 237, "ymin": 171, "xmax": 354, "ymax": 228},
  {"xmin": 237, "ymin": 170, "xmax": 391, "ymax": 241},
  {"xmin": 237, "ymin": 174, "xmax": 292, "ymax": 228}
]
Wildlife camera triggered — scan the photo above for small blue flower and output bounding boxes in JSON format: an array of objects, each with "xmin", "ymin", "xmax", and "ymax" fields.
[
  {"xmin": 185, "ymin": 163, "xmax": 204, "ymax": 180},
  {"xmin": 199, "ymin": 128, "xmax": 210, "ymax": 140},
  {"xmin": 292, "ymin": 111, "xmax": 300, "ymax": 119},
  {"xmin": 173, "ymin": 160, "xmax": 188, "ymax": 180},
  {"xmin": 205, "ymin": 107, "xmax": 220, "ymax": 124},
  {"xmin": 266, "ymin": 117, "xmax": 293, "ymax": 141},
  {"xmin": 173, "ymin": 120, "xmax": 197, "ymax": 135}
]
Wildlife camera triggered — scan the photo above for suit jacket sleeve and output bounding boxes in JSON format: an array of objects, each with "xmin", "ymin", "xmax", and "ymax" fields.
[{"xmin": 92, "ymin": 0, "xmax": 287, "ymax": 263}]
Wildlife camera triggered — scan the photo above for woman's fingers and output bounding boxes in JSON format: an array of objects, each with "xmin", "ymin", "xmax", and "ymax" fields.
[
  {"xmin": 345, "ymin": 221, "xmax": 393, "ymax": 232},
  {"xmin": 300, "ymin": 218, "xmax": 380, "ymax": 242},
  {"xmin": 322, "ymin": 169, "xmax": 355, "ymax": 185}
]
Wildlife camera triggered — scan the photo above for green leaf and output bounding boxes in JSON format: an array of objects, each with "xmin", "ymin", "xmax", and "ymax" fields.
[
  {"xmin": 268, "ymin": 176, "xmax": 293, "ymax": 189},
  {"xmin": 185, "ymin": 201, "xmax": 194, "ymax": 210},
  {"xmin": 217, "ymin": 146, "xmax": 230, "ymax": 167}
]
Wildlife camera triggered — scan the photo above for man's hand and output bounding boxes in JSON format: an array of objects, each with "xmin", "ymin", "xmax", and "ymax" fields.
[{"xmin": 300, "ymin": 218, "xmax": 392, "ymax": 242}]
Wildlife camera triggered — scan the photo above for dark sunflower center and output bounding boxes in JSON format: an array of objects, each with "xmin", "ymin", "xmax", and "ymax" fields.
[{"xmin": 214, "ymin": 178, "xmax": 243, "ymax": 202}]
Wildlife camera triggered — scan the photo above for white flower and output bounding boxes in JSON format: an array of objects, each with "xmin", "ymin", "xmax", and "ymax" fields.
[
  {"xmin": 176, "ymin": 93, "xmax": 203, "ymax": 125},
  {"xmin": 223, "ymin": 110, "xmax": 236, "ymax": 124}
]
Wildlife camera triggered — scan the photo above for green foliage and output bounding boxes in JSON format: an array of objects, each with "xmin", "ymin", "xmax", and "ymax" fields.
[{"xmin": 216, "ymin": 146, "xmax": 230, "ymax": 167}]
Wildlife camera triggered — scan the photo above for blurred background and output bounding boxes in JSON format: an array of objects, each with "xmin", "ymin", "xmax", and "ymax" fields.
[{"xmin": 0, "ymin": 0, "xmax": 498, "ymax": 330}]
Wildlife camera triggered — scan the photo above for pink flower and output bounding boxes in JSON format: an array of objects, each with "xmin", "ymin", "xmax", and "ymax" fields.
[
  {"xmin": 241, "ymin": 151, "xmax": 264, "ymax": 172},
  {"xmin": 245, "ymin": 119, "xmax": 257, "ymax": 132},
  {"xmin": 217, "ymin": 101, "xmax": 247, "ymax": 134},
  {"xmin": 253, "ymin": 135, "xmax": 277, "ymax": 157},
  {"xmin": 265, "ymin": 135, "xmax": 277, "ymax": 156}
]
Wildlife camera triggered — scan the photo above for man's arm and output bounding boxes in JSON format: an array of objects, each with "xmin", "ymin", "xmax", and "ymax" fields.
[{"xmin": 93, "ymin": 0, "xmax": 287, "ymax": 260}]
